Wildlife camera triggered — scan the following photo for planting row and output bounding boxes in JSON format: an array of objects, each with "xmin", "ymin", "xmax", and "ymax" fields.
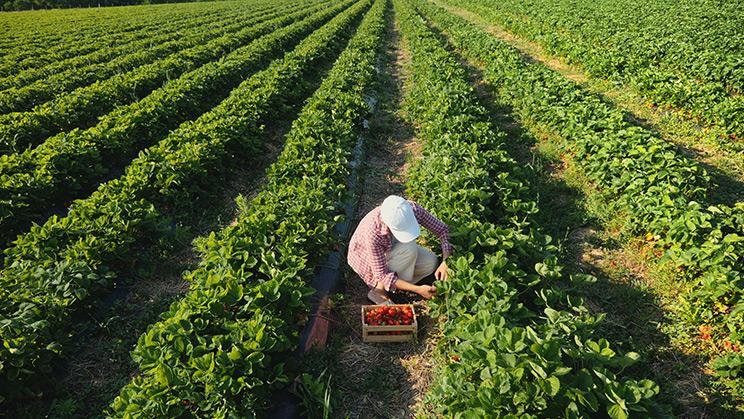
[
  {"xmin": 415, "ymin": 0, "xmax": 744, "ymax": 392},
  {"xmin": 0, "ymin": 4, "xmax": 283, "ymax": 114},
  {"xmin": 395, "ymin": 0, "xmax": 662, "ymax": 416},
  {"xmin": 0, "ymin": 0, "xmax": 243, "ymax": 71},
  {"xmin": 0, "ymin": 5, "xmax": 225, "ymax": 76},
  {"xmin": 0, "ymin": 0, "xmax": 316, "ymax": 153},
  {"xmin": 442, "ymin": 0, "xmax": 744, "ymax": 139},
  {"xmin": 395, "ymin": 0, "xmax": 663, "ymax": 416},
  {"xmin": 0, "ymin": 3, "xmax": 257, "ymax": 91},
  {"xmin": 0, "ymin": 0, "xmax": 337, "ymax": 246},
  {"xmin": 470, "ymin": 0, "xmax": 744, "ymax": 93},
  {"xmin": 0, "ymin": 0, "xmax": 368, "ymax": 406},
  {"xmin": 110, "ymin": 1, "xmax": 385, "ymax": 414}
]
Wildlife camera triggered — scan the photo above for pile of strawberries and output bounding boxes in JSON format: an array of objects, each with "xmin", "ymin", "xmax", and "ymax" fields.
[{"xmin": 364, "ymin": 305, "xmax": 414, "ymax": 327}]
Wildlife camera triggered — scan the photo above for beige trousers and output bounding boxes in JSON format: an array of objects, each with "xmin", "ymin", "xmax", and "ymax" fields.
[{"xmin": 372, "ymin": 241, "xmax": 438, "ymax": 295}]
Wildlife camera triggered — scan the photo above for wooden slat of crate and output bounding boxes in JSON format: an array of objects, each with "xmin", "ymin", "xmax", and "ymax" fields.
[{"xmin": 361, "ymin": 304, "xmax": 418, "ymax": 343}]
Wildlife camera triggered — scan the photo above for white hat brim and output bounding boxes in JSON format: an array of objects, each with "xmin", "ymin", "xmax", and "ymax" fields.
[{"xmin": 390, "ymin": 222, "xmax": 420, "ymax": 243}]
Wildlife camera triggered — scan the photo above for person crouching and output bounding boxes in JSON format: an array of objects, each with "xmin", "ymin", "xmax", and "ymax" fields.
[{"xmin": 347, "ymin": 195, "xmax": 452, "ymax": 305}]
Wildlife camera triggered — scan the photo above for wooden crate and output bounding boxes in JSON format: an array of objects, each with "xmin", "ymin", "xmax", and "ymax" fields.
[{"xmin": 361, "ymin": 304, "xmax": 418, "ymax": 343}]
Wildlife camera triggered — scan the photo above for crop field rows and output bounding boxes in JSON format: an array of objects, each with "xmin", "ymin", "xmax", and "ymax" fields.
[{"xmin": 0, "ymin": 0, "xmax": 741, "ymax": 416}]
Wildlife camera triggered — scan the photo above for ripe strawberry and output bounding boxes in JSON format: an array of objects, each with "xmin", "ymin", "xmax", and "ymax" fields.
[{"xmin": 699, "ymin": 325, "xmax": 712, "ymax": 340}]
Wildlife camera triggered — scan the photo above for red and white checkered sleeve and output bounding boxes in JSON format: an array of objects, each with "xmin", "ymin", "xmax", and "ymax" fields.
[{"xmin": 411, "ymin": 201, "xmax": 453, "ymax": 258}]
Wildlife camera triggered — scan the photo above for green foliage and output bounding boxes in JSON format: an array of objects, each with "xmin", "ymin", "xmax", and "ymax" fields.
[
  {"xmin": 296, "ymin": 370, "xmax": 334, "ymax": 419},
  {"xmin": 0, "ymin": 0, "xmax": 217, "ymax": 12},
  {"xmin": 108, "ymin": 1, "xmax": 386, "ymax": 414},
  {"xmin": 1, "ymin": 14, "xmax": 224, "ymax": 113},
  {"xmin": 0, "ymin": 3, "xmax": 228, "ymax": 72},
  {"xmin": 0, "ymin": 0, "xmax": 314, "ymax": 152},
  {"xmin": 0, "ymin": 0, "xmax": 340, "ymax": 243},
  {"xmin": 394, "ymin": 0, "xmax": 662, "ymax": 416},
  {"xmin": 0, "ymin": 0, "xmax": 374, "ymax": 406},
  {"xmin": 447, "ymin": 0, "xmax": 744, "ymax": 139},
  {"xmin": 415, "ymin": 0, "xmax": 744, "ymax": 385},
  {"xmin": 0, "ymin": 7, "xmax": 249, "ymax": 95}
]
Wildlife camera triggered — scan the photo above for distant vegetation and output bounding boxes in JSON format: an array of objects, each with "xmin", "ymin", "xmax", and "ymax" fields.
[{"xmin": 2, "ymin": 0, "xmax": 207, "ymax": 12}]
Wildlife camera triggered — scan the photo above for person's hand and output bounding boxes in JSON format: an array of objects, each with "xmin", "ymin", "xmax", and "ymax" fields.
[
  {"xmin": 417, "ymin": 284, "xmax": 437, "ymax": 299},
  {"xmin": 435, "ymin": 260, "xmax": 448, "ymax": 281}
]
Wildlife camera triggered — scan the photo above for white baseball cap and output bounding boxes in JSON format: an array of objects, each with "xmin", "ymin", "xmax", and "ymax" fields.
[{"xmin": 380, "ymin": 195, "xmax": 420, "ymax": 243}]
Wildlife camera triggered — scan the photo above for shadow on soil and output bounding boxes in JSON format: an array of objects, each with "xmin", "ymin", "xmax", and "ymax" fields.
[{"xmin": 302, "ymin": 269, "xmax": 437, "ymax": 418}]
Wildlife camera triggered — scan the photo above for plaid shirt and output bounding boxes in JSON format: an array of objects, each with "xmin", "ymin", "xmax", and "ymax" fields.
[{"xmin": 347, "ymin": 200, "xmax": 452, "ymax": 291}]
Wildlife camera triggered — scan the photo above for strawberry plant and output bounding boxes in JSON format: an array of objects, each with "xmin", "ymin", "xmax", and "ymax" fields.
[
  {"xmin": 0, "ymin": 0, "xmax": 324, "ymax": 153},
  {"xmin": 0, "ymin": 0, "xmax": 371, "ymax": 406},
  {"xmin": 0, "ymin": 1, "xmax": 243, "ymax": 77},
  {"xmin": 395, "ymin": 0, "xmax": 662, "ymax": 416},
  {"xmin": 414, "ymin": 0, "xmax": 744, "ymax": 390},
  {"xmin": 0, "ymin": 2, "xmax": 304, "ymax": 116},
  {"xmin": 444, "ymin": 0, "xmax": 744, "ymax": 139},
  {"xmin": 0, "ymin": 0, "xmax": 343, "ymax": 245},
  {"xmin": 109, "ymin": 1, "xmax": 385, "ymax": 414},
  {"xmin": 0, "ymin": 6, "xmax": 249, "ymax": 92}
]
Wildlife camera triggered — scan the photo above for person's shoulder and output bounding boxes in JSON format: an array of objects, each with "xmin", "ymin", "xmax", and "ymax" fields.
[
  {"xmin": 364, "ymin": 205, "xmax": 381, "ymax": 219},
  {"xmin": 359, "ymin": 205, "xmax": 382, "ymax": 227},
  {"xmin": 407, "ymin": 199, "xmax": 424, "ymax": 214}
]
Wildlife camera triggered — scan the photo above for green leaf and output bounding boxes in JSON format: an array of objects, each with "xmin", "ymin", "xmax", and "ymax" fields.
[
  {"xmin": 229, "ymin": 346, "xmax": 242, "ymax": 361},
  {"xmin": 545, "ymin": 376, "xmax": 560, "ymax": 396},
  {"xmin": 45, "ymin": 342, "xmax": 63, "ymax": 353},
  {"xmin": 544, "ymin": 307, "xmax": 560, "ymax": 322},
  {"xmin": 535, "ymin": 262, "xmax": 550, "ymax": 277},
  {"xmin": 529, "ymin": 361, "xmax": 547, "ymax": 379},
  {"xmin": 553, "ymin": 366, "xmax": 572, "ymax": 376},
  {"xmin": 608, "ymin": 403, "xmax": 629, "ymax": 419},
  {"xmin": 155, "ymin": 364, "xmax": 175, "ymax": 386}
]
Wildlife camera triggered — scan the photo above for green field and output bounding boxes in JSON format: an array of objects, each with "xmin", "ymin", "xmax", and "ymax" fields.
[{"xmin": 0, "ymin": 0, "xmax": 742, "ymax": 416}]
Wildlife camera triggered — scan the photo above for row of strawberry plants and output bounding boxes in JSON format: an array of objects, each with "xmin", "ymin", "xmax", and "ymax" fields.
[
  {"xmin": 0, "ymin": 1, "xmax": 240, "ymax": 74},
  {"xmin": 0, "ymin": 6, "xmax": 231, "ymax": 77},
  {"xmin": 0, "ymin": 9, "xmax": 188, "ymax": 69},
  {"xmin": 0, "ymin": 0, "xmax": 315, "ymax": 153},
  {"xmin": 0, "ymin": 0, "xmax": 369, "ymax": 406},
  {"xmin": 415, "ymin": 0, "xmax": 744, "ymax": 388},
  {"xmin": 109, "ymin": 1, "xmax": 385, "ymax": 414},
  {"xmin": 395, "ymin": 0, "xmax": 663, "ymax": 416},
  {"xmin": 0, "ymin": 5, "xmax": 279, "ymax": 114},
  {"xmin": 0, "ymin": 0, "xmax": 336, "ymax": 246},
  {"xmin": 461, "ymin": 0, "xmax": 744, "ymax": 95},
  {"xmin": 0, "ymin": 0, "xmax": 222, "ymax": 47},
  {"xmin": 0, "ymin": 3, "xmax": 259, "ymax": 91},
  {"xmin": 443, "ymin": 0, "xmax": 744, "ymax": 139}
]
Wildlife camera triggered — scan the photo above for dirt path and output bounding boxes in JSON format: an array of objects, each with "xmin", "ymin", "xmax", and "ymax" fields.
[
  {"xmin": 319, "ymin": 11, "xmax": 438, "ymax": 418},
  {"xmin": 431, "ymin": 0, "xmax": 744, "ymax": 206}
]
